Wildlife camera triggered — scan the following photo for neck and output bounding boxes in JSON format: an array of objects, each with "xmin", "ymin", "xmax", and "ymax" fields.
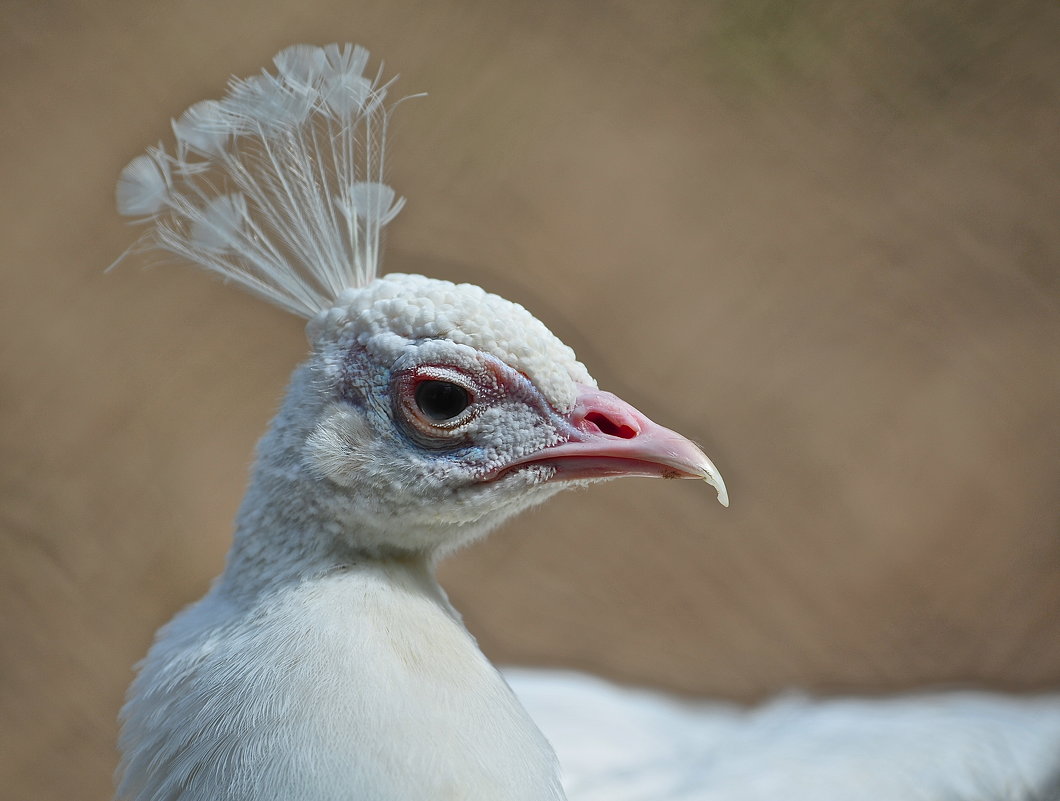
[
  {"xmin": 215, "ymin": 362, "xmax": 440, "ymax": 603},
  {"xmin": 218, "ymin": 490, "xmax": 437, "ymax": 604}
]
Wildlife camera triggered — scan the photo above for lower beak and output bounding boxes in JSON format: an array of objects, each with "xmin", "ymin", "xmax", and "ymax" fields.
[{"xmin": 503, "ymin": 386, "xmax": 728, "ymax": 507}]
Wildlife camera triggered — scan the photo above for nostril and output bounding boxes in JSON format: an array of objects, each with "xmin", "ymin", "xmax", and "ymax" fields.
[{"xmin": 585, "ymin": 411, "xmax": 637, "ymax": 439}]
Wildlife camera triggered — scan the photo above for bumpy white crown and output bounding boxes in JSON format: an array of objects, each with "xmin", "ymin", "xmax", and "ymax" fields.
[
  {"xmin": 309, "ymin": 274, "xmax": 595, "ymax": 412},
  {"xmin": 115, "ymin": 44, "xmax": 410, "ymax": 317}
]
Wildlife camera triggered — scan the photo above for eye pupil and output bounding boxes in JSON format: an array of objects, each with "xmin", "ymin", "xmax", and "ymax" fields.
[{"xmin": 415, "ymin": 380, "xmax": 470, "ymax": 422}]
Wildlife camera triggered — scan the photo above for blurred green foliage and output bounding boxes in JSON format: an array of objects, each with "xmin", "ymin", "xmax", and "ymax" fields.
[{"xmin": 697, "ymin": 0, "xmax": 1050, "ymax": 113}]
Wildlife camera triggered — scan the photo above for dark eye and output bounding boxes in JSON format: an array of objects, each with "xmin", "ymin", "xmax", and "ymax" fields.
[{"xmin": 415, "ymin": 380, "xmax": 470, "ymax": 422}]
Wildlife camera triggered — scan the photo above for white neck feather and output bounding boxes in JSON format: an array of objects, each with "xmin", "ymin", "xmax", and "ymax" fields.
[{"xmin": 116, "ymin": 364, "xmax": 566, "ymax": 801}]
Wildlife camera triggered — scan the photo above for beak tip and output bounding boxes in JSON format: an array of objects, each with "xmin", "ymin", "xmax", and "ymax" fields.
[
  {"xmin": 701, "ymin": 470, "xmax": 729, "ymax": 508},
  {"xmin": 710, "ymin": 480, "xmax": 730, "ymax": 508}
]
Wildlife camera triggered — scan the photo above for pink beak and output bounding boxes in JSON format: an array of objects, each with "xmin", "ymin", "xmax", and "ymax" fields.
[{"xmin": 507, "ymin": 385, "xmax": 728, "ymax": 507}]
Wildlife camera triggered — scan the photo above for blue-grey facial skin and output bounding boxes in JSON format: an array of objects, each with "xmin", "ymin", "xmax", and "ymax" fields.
[{"xmin": 301, "ymin": 338, "xmax": 576, "ymax": 557}]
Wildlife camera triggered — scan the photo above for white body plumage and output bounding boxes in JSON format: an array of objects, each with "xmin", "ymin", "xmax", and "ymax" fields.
[{"xmin": 121, "ymin": 566, "xmax": 562, "ymax": 801}]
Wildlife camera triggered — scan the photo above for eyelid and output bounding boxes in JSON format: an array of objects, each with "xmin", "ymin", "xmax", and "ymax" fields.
[
  {"xmin": 393, "ymin": 365, "xmax": 483, "ymax": 440},
  {"xmin": 411, "ymin": 365, "xmax": 477, "ymax": 393}
]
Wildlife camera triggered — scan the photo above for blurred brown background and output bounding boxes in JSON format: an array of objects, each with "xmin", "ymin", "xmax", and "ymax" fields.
[{"xmin": 2, "ymin": 0, "xmax": 1058, "ymax": 797}]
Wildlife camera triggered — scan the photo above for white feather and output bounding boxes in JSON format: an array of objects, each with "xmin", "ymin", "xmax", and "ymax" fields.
[
  {"xmin": 507, "ymin": 668, "xmax": 1060, "ymax": 801},
  {"xmin": 116, "ymin": 153, "xmax": 170, "ymax": 216},
  {"xmin": 114, "ymin": 43, "xmax": 410, "ymax": 317},
  {"xmin": 171, "ymin": 99, "xmax": 231, "ymax": 155},
  {"xmin": 118, "ymin": 567, "xmax": 564, "ymax": 801},
  {"xmin": 190, "ymin": 192, "xmax": 248, "ymax": 252}
]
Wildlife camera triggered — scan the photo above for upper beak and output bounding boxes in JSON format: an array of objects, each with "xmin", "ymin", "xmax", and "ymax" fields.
[{"xmin": 504, "ymin": 385, "xmax": 728, "ymax": 507}]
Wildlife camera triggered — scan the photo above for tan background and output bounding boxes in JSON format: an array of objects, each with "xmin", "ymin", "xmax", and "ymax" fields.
[{"xmin": 2, "ymin": 1, "xmax": 1058, "ymax": 798}]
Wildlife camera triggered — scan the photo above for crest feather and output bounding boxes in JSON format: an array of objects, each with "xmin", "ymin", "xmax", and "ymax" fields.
[{"xmin": 115, "ymin": 44, "xmax": 410, "ymax": 317}]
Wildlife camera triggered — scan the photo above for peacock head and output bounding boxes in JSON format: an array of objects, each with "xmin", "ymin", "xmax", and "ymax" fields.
[
  {"xmin": 114, "ymin": 43, "xmax": 725, "ymax": 556},
  {"xmin": 285, "ymin": 273, "xmax": 726, "ymax": 553}
]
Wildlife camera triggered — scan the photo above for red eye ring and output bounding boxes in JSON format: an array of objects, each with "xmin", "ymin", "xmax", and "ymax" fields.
[{"xmin": 394, "ymin": 367, "xmax": 480, "ymax": 435}]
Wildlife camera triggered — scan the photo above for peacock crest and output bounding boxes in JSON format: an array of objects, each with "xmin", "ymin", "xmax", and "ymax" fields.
[{"xmin": 115, "ymin": 44, "xmax": 411, "ymax": 318}]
